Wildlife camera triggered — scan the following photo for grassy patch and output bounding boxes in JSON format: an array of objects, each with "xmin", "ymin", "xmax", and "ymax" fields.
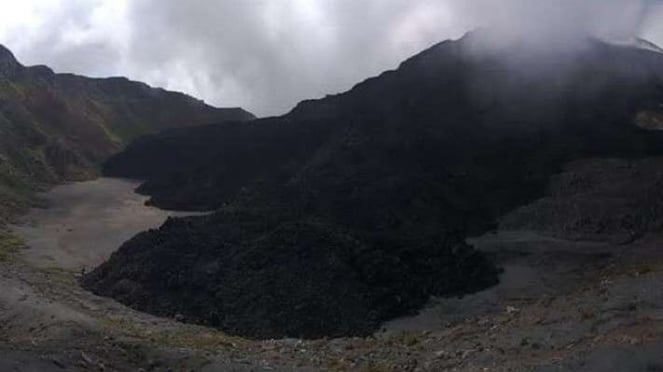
[
  {"xmin": 100, "ymin": 317, "xmax": 244, "ymax": 351},
  {"xmin": 38, "ymin": 266, "xmax": 79, "ymax": 284},
  {"xmin": 0, "ymin": 81, "xmax": 28, "ymax": 97},
  {"xmin": 360, "ymin": 361, "xmax": 397, "ymax": 372},
  {"xmin": 388, "ymin": 331, "xmax": 420, "ymax": 347},
  {"xmin": 0, "ymin": 163, "xmax": 39, "ymax": 224},
  {"xmin": 0, "ymin": 230, "xmax": 25, "ymax": 262},
  {"xmin": 150, "ymin": 329, "xmax": 241, "ymax": 350}
]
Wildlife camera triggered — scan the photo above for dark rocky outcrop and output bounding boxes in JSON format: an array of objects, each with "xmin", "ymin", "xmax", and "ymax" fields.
[
  {"xmin": 84, "ymin": 209, "xmax": 497, "ymax": 339},
  {"xmin": 85, "ymin": 32, "xmax": 663, "ymax": 338},
  {"xmin": 501, "ymin": 157, "xmax": 663, "ymax": 242},
  {"xmin": 0, "ymin": 45, "xmax": 21, "ymax": 78}
]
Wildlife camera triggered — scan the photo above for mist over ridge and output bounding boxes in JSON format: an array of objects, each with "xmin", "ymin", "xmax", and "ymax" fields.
[{"xmin": 1, "ymin": 0, "xmax": 663, "ymax": 116}]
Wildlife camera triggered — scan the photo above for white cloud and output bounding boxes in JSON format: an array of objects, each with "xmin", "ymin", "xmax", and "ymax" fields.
[
  {"xmin": 0, "ymin": 0, "xmax": 130, "ymax": 76},
  {"xmin": 0, "ymin": 1, "xmax": 662, "ymax": 117}
]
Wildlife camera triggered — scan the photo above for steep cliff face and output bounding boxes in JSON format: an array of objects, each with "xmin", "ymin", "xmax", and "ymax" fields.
[{"xmin": 0, "ymin": 44, "xmax": 254, "ymax": 222}]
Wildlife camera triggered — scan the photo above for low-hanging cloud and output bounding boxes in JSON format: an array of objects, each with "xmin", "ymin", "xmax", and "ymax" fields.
[
  {"xmin": 1, "ymin": 0, "xmax": 662, "ymax": 117},
  {"xmin": 450, "ymin": 0, "xmax": 661, "ymax": 50},
  {"xmin": 122, "ymin": 0, "xmax": 464, "ymax": 117}
]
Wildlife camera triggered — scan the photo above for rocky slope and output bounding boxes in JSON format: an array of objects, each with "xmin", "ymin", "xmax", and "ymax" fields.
[
  {"xmin": 500, "ymin": 157, "xmax": 663, "ymax": 242},
  {"xmin": 86, "ymin": 31, "xmax": 663, "ymax": 339},
  {"xmin": 0, "ymin": 44, "xmax": 254, "ymax": 223}
]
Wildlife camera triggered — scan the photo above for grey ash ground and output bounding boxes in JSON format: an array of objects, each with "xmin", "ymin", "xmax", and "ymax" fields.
[{"xmin": 2, "ymin": 165, "xmax": 663, "ymax": 371}]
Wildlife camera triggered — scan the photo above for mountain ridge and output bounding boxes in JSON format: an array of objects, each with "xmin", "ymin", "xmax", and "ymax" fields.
[{"xmin": 0, "ymin": 43, "xmax": 255, "ymax": 223}]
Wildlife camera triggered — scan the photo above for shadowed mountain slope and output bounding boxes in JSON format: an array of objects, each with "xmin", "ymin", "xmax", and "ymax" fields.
[
  {"xmin": 86, "ymin": 32, "xmax": 663, "ymax": 339},
  {"xmin": 0, "ymin": 44, "xmax": 254, "ymax": 222}
]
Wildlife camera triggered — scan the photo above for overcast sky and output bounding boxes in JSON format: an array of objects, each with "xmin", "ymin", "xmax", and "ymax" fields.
[{"xmin": 1, "ymin": 0, "xmax": 663, "ymax": 117}]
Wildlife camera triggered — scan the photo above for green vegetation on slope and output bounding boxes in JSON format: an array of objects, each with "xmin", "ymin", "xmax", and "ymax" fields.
[
  {"xmin": 0, "ymin": 229, "xmax": 25, "ymax": 261},
  {"xmin": 0, "ymin": 160, "xmax": 40, "ymax": 224},
  {"xmin": 0, "ymin": 43, "xmax": 254, "ymax": 224}
]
